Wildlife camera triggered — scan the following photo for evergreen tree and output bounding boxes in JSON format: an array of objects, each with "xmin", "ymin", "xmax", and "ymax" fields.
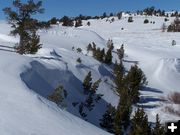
[
  {"xmin": 117, "ymin": 44, "xmax": 125, "ymax": 61},
  {"xmin": 126, "ymin": 65, "xmax": 148, "ymax": 104},
  {"xmin": 94, "ymin": 47, "xmax": 102, "ymax": 61},
  {"xmin": 103, "ymin": 12, "xmax": 107, "ymax": 18},
  {"xmin": 111, "ymin": 18, "xmax": 115, "ymax": 23},
  {"xmin": 167, "ymin": 17, "xmax": 180, "ymax": 32},
  {"xmin": 26, "ymin": 31, "xmax": 42, "ymax": 54},
  {"xmin": 85, "ymin": 93, "xmax": 94, "ymax": 111},
  {"xmin": 61, "ymin": 16, "xmax": 74, "ymax": 26},
  {"xmin": 75, "ymin": 19, "xmax": 82, "ymax": 27},
  {"xmin": 82, "ymin": 73, "xmax": 102, "ymax": 112},
  {"xmin": 128, "ymin": 17, "xmax": 134, "ymax": 22},
  {"xmin": 79, "ymin": 102, "xmax": 87, "ymax": 118},
  {"xmin": 87, "ymin": 43, "xmax": 92, "ymax": 52},
  {"xmin": 104, "ymin": 48, "xmax": 113, "ymax": 64},
  {"xmin": 100, "ymin": 48, "xmax": 105, "ymax": 61},
  {"xmin": 100, "ymin": 104, "xmax": 116, "ymax": 133},
  {"xmin": 110, "ymin": 13, "xmax": 114, "ymax": 17},
  {"xmin": 113, "ymin": 60, "xmax": 124, "ymax": 90},
  {"xmin": 38, "ymin": 21, "xmax": 51, "ymax": 29},
  {"xmin": 3, "ymin": 0, "xmax": 44, "ymax": 54},
  {"xmin": 144, "ymin": 19, "xmax": 149, "ymax": 24},
  {"xmin": 83, "ymin": 71, "xmax": 92, "ymax": 94},
  {"xmin": 91, "ymin": 79, "xmax": 102, "ymax": 94},
  {"xmin": 49, "ymin": 17, "xmax": 58, "ymax": 24},
  {"xmin": 87, "ymin": 21, "xmax": 91, "ymax": 26},
  {"xmin": 92, "ymin": 42, "xmax": 97, "ymax": 56},
  {"xmin": 115, "ymin": 86, "xmax": 132, "ymax": 135},
  {"xmin": 76, "ymin": 57, "xmax": 82, "ymax": 63},
  {"xmin": 129, "ymin": 107, "xmax": 151, "ymax": 135},
  {"xmin": 95, "ymin": 94, "xmax": 103, "ymax": 103},
  {"xmin": 107, "ymin": 39, "xmax": 114, "ymax": 50},
  {"xmin": 48, "ymin": 85, "xmax": 67, "ymax": 106},
  {"xmin": 85, "ymin": 78, "xmax": 101, "ymax": 110},
  {"xmin": 117, "ymin": 12, "xmax": 122, "ymax": 20},
  {"xmin": 76, "ymin": 48, "xmax": 82, "ymax": 53},
  {"xmin": 152, "ymin": 114, "xmax": 165, "ymax": 135}
]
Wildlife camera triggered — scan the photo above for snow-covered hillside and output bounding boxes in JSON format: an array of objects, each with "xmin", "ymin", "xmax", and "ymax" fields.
[{"xmin": 0, "ymin": 15, "xmax": 180, "ymax": 134}]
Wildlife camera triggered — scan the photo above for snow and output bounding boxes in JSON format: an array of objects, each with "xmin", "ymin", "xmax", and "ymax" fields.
[
  {"xmin": 0, "ymin": 24, "xmax": 111, "ymax": 135},
  {"xmin": 0, "ymin": 15, "xmax": 180, "ymax": 134}
]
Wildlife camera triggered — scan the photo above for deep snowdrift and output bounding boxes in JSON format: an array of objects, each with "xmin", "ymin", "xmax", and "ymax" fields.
[
  {"xmin": 0, "ymin": 15, "xmax": 180, "ymax": 134},
  {"xmin": 0, "ymin": 50, "xmax": 111, "ymax": 135}
]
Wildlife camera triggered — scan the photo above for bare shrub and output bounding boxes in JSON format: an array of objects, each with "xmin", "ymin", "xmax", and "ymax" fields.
[
  {"xmin": 164, "ymin": 106, "xmax": 180, "ymax": 117},
  {"xmin": 167, "ymin": 92, "xmax": 180, "ymax": 104},
  {"xmin": 163, "ymin": 92, "xmax": 180, "ymax": 117}
]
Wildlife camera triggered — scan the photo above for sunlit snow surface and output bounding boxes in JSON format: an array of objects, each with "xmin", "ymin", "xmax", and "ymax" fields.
[{"xmin": 0, "ymin": 15, "xmax": 180, "ymax": 134}]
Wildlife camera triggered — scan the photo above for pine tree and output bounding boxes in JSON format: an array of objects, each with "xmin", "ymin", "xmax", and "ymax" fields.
[
  {"xmin": 48, "ymin": 85, "xmax": 67, "ymax": 106},
  {"xmin": 152, "ymin": 114, "xmax": 165, "ymax": 135},
  {"xmin": 104, "ymin": 48, "xmax": 113, "ymax": 64},
  {"xmin": 26, "ymin": 31, "xmax": 42, "ymax": 54},
  {"xmin": 87, "ymin": 21, "xmax": 91, "ymax": 26},
  {"xmin": 117, "ymin": 12, "xmax": 122, "ymax": 20},
  {"xmin": 94, "ymin": 47, "xmax": 101, "ymax": 61},
  {"xmin": 76, "ymin": 57, "xmax": 82, "ymax": 63},
  {"xmin": 103, "ymin": 12, "xmax": 107, "ymax": 18},
  {"xmin": 117, "ymin": 44, "xmax": 125, "ymax": 61},
  {"xmin": 113, "ymin": 60, "xmax": 124, "ymax": 90},
  {"xmin": 128, "ymin": 17, "xmax": 134, "ymax": 22},
  {"xmin": 61, "ymin": 16, "xmax": 74, "ymax": 26},
  {"xmin": 100, "ymin": 48, "xmax": 105, "ymax": 61},
  {"xmin": 91, "ymin": 79, "xmax": 101, "ymax": 94},
  {"xmin": 85, "ymin": 78, "xmax": 101, "ymax": 110},
  {"xmin": 129, "ymin": 107, "xmax": 151, "ymax": 135},
  {"xmin": 87, "ymin": 43, "xmax": 92, "ymax": 52},
  {"xmin": 107, "ymin": 39, "xmax": 114, "ymax": 50},
  {"xmin": 126, "ymin": 65, "xmax": 148, "ymax": 104},
  {"xmin": 83, "ymin": 71, "xmax": 92, "ymax": 94},
  {"xmin": 49, "ymin": 17, "xmax": 58, "ymax": 24},
  {"xmin": 79, "ymin": 102, "xmax": 87, "ymax": 118},
  {"xmin": 92, "ymin": 42, "xmax": 97, "ymax": 56},
  {"xmin": 85, "ymin": 93, "xmax": 94, "ymax": 111},
  {"xmin": 75, "ymin": 19, "xmax": 82, "ymax": 27},
  {"xmin": 76, "ymin": 48, "xmax": 82, "ymax": 53},
  {"xmin": 100, "ymin": 104, "xmax": 116, "ymax": 133},
  {"xmin": 3, "ymin": 0, "xmax": 44, "ymax": 54},
  {"xmin": 110, "ymin": 13, "xmax": 114, "ymax": 17},
  {"xmin": 95, "ymin": 94, "xmax": 103, "ymax": 103},
  {"xmin": 115, "ymin": 86, "xmax": 132, "ymax": 135}
]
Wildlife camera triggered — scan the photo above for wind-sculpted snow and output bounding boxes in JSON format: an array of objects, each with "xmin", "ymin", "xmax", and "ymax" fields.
[
  {"xmin": 0, "ymin": 15, "xmax": 180, "ymax": 133},
  {"xmin": 0, "ymin": 51, "xmax": 111, "ymax": 135},
  {"xmin": 152, "ymin": 58, "xmax": 180, "ymax": 93},
  {"xmin": 39, "ymin": 26, "xmax": 106, "ymax": 51},
  {"xmin": 20, "ymin": 48, "xmax": 118, "ymax": 126}
]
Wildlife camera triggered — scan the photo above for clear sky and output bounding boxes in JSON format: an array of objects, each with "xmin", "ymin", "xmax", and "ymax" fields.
[{"xmin": 0, "ymin": 0, "xmax": 179, "ymax": 20}]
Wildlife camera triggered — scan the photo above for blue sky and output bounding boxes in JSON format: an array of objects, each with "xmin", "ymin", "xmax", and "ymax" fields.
[{"xmin": 0, "ymin": 0, "xmax": 179, "ymax": 20}]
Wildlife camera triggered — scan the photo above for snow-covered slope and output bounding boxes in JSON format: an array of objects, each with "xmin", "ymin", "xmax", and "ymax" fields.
[
  {"xmin": 0, "ymin": 23, "xmax": 112, "ymax": 135},
  {"xmin": 81, "ymin": 16, "xmax": 180, "ymax": 122},
  {"xmin": 0, "ymin": 15, "xmax": 180, "ymax": 134}
]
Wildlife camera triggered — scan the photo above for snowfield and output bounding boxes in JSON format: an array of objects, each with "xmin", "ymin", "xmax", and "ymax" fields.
[{"xmin": 0, "ymin": 15, "xmax": 180, "ymax": 134}]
